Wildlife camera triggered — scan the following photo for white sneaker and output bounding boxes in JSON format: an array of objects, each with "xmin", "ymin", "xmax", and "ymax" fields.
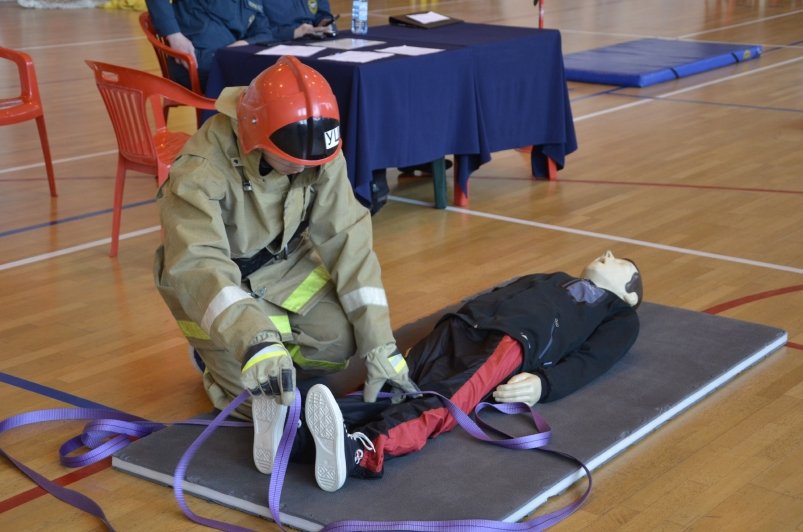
[
  {"xmin": 306, "ymin": 384, "xmax": 346, "ymax": 492},
  {"xmin": 251, "ymin": 394, "xmax": 288, "ymax": 475},
  {"xmin": 306, "ymin": 384, "xmax": 375, "ymax": 492}
]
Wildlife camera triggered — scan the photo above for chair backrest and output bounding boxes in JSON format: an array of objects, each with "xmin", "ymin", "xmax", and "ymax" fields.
[
  {"xmin": 86, "ymin": 60, "xmax": 168, "ymax": 168},
  {"xmin": 0, "ymin": 47, "xmax": 42, "ymax": 120},
  {"xmin": 138, "ymin": 12, "xmax": 202, "ymax": 95}
]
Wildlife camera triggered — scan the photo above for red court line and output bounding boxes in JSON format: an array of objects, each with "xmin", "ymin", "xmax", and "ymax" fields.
[
  {"xmin": 0, "ymin": 457, "xmax": 111, "ymax": 513},
  {"xmin": 704, "ymin": 284, "xmax": 803, "ymax": 351},
  {"xmin": 703, "ymin": 284, "xmax": 803, "ymax": 315}
]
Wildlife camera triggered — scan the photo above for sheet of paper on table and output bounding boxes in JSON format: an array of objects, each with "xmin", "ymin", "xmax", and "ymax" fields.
[
  {"xmin": 319, "ymin": 51, "xmax": 394, "ymax": 63},
  {"xmin": 256, "ymin": 44, "xmax": 323, "ymax": 57},
  {"xmin": 308, "ymin": 38, "xmax": 386, "ymax": 50},
  {"xmin": 375, "ymin": 45, "xmax": 443, "ymax": 56},
  {"xmin": 407, "ymin": 11, "xmax": 451, "ymax": 24}
]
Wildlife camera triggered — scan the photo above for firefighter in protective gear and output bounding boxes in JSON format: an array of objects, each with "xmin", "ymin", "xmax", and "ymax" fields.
[{"xmin": 154, "ymin": 56, "xmax": 418, "ymax": 422}]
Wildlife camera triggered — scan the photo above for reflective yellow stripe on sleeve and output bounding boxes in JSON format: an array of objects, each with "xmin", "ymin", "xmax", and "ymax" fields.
[
  {"xmin": 177, "ymin": 320, "xmax": 211, "ymax": 340},
  {"xmin": 281, "ymin": 265, "xmax": 330, "ymax": 313}
]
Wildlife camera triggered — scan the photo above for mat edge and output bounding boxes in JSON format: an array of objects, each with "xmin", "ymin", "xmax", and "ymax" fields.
[{"xmin": 504, "ymin": 330, "xmax": 787, "ymax": 523}]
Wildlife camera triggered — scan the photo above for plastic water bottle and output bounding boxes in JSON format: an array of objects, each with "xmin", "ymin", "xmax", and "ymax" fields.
[{"xmin": 351, "ymin": 0, "xmax": 368, "ymax": 35}]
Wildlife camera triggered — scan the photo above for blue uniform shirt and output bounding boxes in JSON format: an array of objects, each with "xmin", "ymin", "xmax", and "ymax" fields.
[
  {"xmin": 145, "ymin": 0, "xmax": 277, "ymax": 85},
  {"xmin": 262, "ymin": 0, "xmax": 334, "ymax": 42}
]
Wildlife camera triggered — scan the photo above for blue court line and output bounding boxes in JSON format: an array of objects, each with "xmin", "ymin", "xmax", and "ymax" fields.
[
  {"xmin": 0, "ymin": 372, "xmax": 121, "ymax": 412},
  {"xmin": 0, "ymin": 199, "xmax": 155, "ymax": 239}
]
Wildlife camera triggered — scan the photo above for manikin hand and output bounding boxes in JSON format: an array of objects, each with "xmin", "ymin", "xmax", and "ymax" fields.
[
  {"xmin": 241, "ymin": 343, "xmax": 296, "ymax": 406},
  {"xmin": 493, "ymin": 372, "xmax": 542, "ymax": 406},
  {"xmin": 166, "ymin": 32, "xmax": 195, "ymax": 69},
  {"xmin": 363, "ymin": 343, "xmax": 420, "ymax": 403}
]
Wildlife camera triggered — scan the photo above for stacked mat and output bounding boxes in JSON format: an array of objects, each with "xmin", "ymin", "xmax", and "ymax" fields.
[{"xmin": 564, "ymin": 38, "xmax": 762, "ymax": 87}]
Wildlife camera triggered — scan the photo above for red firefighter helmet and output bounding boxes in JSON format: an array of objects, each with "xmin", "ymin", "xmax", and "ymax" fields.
[{"xmin": 236, "ymin": 56, "xmax": 341, "ymax": 166}]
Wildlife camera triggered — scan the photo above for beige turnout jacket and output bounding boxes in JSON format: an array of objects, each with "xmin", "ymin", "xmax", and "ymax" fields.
[{"xmin": 154, "ymin": 87, "xmax": 394, "ymax": 366}]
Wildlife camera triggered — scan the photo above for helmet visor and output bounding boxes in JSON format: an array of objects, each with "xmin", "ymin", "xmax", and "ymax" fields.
[{"xmin": 270, "ymin": 117, "xmax": 341, "ymax": 162}]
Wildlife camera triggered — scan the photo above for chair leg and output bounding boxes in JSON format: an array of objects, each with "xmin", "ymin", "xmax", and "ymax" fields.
[
  {"xmin": 453, "ymin": 158, "xmax": 468, "ymax": 207},
  {"xmin": 110, "ymin": 158, "xmax": 127, "ymax": 258},
  {"xmin": 35, "ymin": 115, "xmax": 57, "ymax": 197}
]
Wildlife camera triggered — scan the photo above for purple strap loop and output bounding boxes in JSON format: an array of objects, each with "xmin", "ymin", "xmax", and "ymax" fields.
[
  {"xmin": 173, "ymin": 391, "xmax": 255, "ymax": 532},
  {"xmin": 317, "ymin": 391, "xmax": 590, "ymax": 531},
  {"xmin": 3, "ymin": 389, "xmax": 589, "ymax": 532},
  {"xmin": 172, "ymin": 390, "xmax": 303, "ymax": 532},
  {"xmin": 1, "ymin": 404, "xmax": 251, "ymax": 529},
  {"xmin": 0, "ymin": 407, "xmax": 162, "ymax": 531}
]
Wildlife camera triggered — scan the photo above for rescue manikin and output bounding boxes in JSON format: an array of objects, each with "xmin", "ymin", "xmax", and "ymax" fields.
[{"xmin": 493, "ymin": 250, "xmax": 643, "ymax": 406}]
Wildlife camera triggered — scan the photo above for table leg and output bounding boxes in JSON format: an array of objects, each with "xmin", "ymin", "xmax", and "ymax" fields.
[
  {"xmin": 431, "ymin": 158, "xmax": 447, "ymax": 209},
  {"xmin": 453, "ymin": 158, "xmax": 468, "ymax": 207}
]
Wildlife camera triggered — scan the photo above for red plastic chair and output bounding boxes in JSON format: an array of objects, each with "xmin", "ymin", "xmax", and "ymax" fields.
[
  {"xmin": 0, "ymin": 47, "xmax": 57, "ymax": 196},
  {"xmin": 85, "ymin": 60, "xmax": 217, "ymax": 257},
  {"xmin": 138, "ymin": 12, "xmax": 204, "ymax": 127}
]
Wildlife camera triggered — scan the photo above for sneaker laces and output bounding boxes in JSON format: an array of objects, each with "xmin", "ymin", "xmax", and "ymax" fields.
[{"xmin": 347, "ymin": 430, "xmax": 375, "ymax": 464}]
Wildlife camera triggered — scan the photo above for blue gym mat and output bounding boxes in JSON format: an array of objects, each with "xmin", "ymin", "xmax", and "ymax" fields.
[{"xmin": 564, "ymin": 38, "xmax": 762, "ymax": 87}]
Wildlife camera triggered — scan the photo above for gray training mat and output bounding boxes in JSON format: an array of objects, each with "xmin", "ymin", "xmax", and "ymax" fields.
[{"xmin": 112, "ymin": 302, "xmax": 787, "ymax": 530}]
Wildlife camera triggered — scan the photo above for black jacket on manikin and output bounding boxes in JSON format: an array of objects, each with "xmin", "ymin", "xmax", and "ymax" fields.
[
  {"xmin": 289, "ymin": 272, "xmax": 640, "ymax": 476},
  {"xmin": 442, "ymin": 272, "xmax": 640, "ymax": 401}
]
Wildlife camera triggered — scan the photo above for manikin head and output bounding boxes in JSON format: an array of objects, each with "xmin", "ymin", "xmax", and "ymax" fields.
[{"xmin": 581, "ymin": 250, "xmax": 643, "ymax": 308}]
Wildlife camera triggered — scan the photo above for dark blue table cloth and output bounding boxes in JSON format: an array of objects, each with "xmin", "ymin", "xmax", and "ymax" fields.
[{"xmin": 205, "ymin": 23, "xmax": 577, "ymax": 208}]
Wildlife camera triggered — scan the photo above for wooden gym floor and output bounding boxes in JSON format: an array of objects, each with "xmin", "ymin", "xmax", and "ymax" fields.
[{"xmin": 1, "ymin": 0, "xmax": 801, "ymax": 530}]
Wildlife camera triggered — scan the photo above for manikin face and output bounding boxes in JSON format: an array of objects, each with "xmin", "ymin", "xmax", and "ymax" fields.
[
  {"xmin": 262, "ymin": 150, "xmax": 308, "ymax": 176},
  {"xmin": 582, "ymin": 250, "xmax": 640, "ymax": 306}
]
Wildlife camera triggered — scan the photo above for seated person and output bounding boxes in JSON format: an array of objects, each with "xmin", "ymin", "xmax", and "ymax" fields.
[
  {"xmin": 262, "ymin": 0, "xmax": 338, "ymax": 41},
  {"xmin": 253, "ymin": 250, "xmax": 643, "ymax": 492},
  {"xmin": 145, "ymin": 0, "xmax": 278, "ymax": 90}
]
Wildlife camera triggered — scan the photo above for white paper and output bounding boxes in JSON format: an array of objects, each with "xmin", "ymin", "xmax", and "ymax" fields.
[
  {"xmin": 407, "ymin": 11, "xmax": 451, "ymax": 24},
  {"xmin": 375, "ymin": 45, "xmax": 443, "ymax": 56},
  {"xmin": 308, "ymin": 38, "xmax": 385, "ymax": 50},
  {"xmin": 320, "ymin": 51, "xmax": 394, "ymax": 63},
  {"xmin": 256, "ymin": 44, "xmax": 323, "ymax": 57}
]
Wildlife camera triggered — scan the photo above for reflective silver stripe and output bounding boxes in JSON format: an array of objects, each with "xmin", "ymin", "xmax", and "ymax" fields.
[
  {"xmin": 341, "ymin": 286, "xmax": 387, "ymax": 313},
  {"xmin": 201, "ymin": 286, "xmax": 252, "ymax": 331}
]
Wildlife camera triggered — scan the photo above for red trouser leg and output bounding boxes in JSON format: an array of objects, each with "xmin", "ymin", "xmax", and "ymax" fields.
[{"xmin": 359, "ymin": 335, "xmax": 523, "ymax": 475}]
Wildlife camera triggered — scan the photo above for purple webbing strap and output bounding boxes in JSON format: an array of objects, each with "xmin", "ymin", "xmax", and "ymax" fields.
[
  {"xmin": 320, "ymin": 391, "xmax": 592, "ymax": 531},
  {"xmin": 1, "ymin": 405, "xmax": 252, "ymax": 530},
  {"xmin": 268, "ymin": 390, "xmax": 301, "ymax": 531},
  {"xmin": 0, "ymin": 407, "xmax": 163, "ymax": 531},
  {"xmin": 173, "ymin": 390, "xmax": 254, "ymax": 532},
  {"xmin": 173, "ymin": 389, "xmax": 302, "ymax": 532}
]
